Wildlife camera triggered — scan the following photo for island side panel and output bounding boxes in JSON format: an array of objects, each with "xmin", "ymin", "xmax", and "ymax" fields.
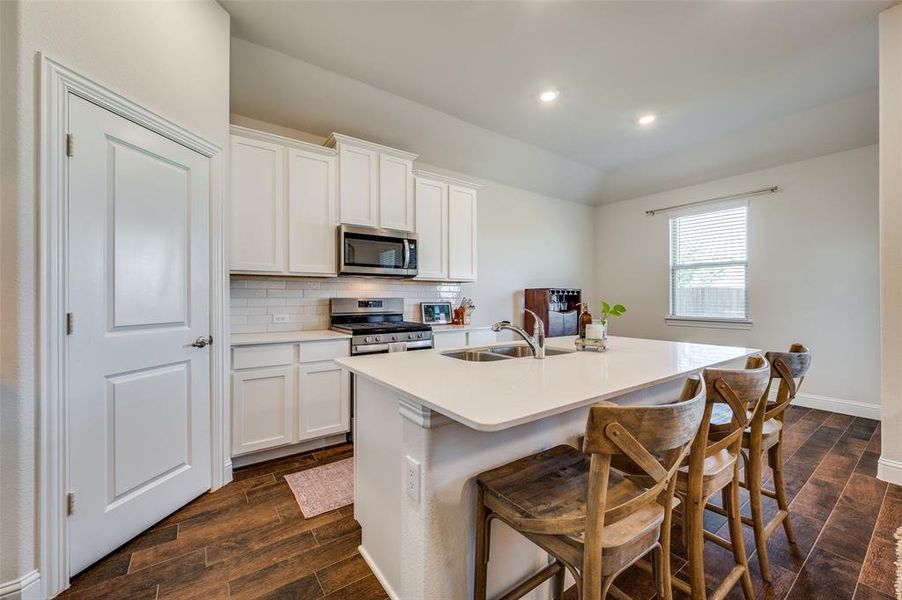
[
  {"xmin": 402, "ymin": 406, "xmax": 590, "ymax": 599},
  {"xmin": 354, "ymin": 375, "xmax": 404, "ymax": 598}
]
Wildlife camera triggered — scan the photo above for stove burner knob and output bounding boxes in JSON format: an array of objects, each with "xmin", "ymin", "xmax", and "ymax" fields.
[
  {"xmin": 391, "ymin": 335, "xmax": 399, "ymax": 342},
  {"xmin": 365, "ymin": 336, "xmax": 375, "ymax": 344}
]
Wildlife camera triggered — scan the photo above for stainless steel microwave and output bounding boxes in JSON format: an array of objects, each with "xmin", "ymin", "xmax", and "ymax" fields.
[{"xmin": 338, "ymin": 224, "xmax": 418, "ymax": 277}]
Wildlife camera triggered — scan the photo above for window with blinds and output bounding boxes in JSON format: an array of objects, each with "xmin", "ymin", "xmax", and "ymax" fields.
[{"xmin": 669, "ymin": 204, "xmax": 748, "ymax": 321}]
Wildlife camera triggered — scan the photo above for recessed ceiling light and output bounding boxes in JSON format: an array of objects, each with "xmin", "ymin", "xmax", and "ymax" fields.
[
  {"xmin": 638, "ymin": 114, "xmax": 657, "ymax": 126},
  {"xmin": 539, "ymin": 90, "xmax": 560, "ymax": 103}
]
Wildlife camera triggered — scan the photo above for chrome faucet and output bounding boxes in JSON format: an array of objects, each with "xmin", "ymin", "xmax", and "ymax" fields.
[{"xmin": 491, "ymin": 308, "xmax": 546, "ymax": 359}]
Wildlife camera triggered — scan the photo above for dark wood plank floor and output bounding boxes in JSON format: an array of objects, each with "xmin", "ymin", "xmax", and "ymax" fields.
[
  {"xmin": 60, "ymin": 406, "xmax": 900, "ymax": 600},
  {"xmin": 58, "ymin": 442, "xmax": 386, "ymax": 600}
]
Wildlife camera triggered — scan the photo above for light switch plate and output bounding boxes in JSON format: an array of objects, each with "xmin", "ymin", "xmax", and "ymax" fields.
[
  {"xmin": 405, "ymin": 455, "xmax": 421, "ymax": 502},
  {"xmin": 272, "ymin": 314, "xmax": 289, "ymax": 323}
]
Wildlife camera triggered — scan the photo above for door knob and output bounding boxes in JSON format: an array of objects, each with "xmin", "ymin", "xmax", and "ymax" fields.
[{"xmin": 191, "ymin": 336, "xmax": 213, "ymax": 348}]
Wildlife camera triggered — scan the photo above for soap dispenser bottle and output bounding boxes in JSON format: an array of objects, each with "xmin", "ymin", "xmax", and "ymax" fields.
[{"xmin": 579, "ymin": 302, "xmax": 593, "ymax": 339}]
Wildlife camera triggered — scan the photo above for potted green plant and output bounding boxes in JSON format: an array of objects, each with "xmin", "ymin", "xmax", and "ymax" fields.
[{"xmin": 598, "ymin": 301, "xmax": 626, "ymax": 341}]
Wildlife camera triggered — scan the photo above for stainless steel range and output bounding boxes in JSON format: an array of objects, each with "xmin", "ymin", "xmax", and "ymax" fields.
[{"xmin": 330, "ymin": 297, "xmax": 433, "ymax": 355}]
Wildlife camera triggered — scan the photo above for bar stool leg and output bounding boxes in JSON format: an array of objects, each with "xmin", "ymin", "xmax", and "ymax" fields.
[
  {"xmin": 769, "ymin": 440, "xmax": 796, "ymax": 544},
  {"xmin": 474, "ymin": 487, "xmax": 489, "ymax": 600},
  {"xmin": 686, "ymin": 491, "xmax": 707, "ymax": 600},
  {"xmin": 552, "ymin": 561, "xmax": 565, "ymax": 600},
  {"xmin": 724, "ymin": 469, "xmax": 755, "ymax": 600},
  {"xmin": 746, "ymin": 446, "xmax": 772, "ymax": 582},
  {"xmin": 661, "ymin": 501, "xmax": 675, "ymax": 600}
]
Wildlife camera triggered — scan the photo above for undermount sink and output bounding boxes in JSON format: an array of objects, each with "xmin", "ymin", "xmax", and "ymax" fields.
[
  {"xmin": 440, "ymin": 349, "xmax": 510, "ymax": 362},
  {"xmin": 440, "ymin": 344, "xmax": 576, "ymax": 362},
  {"xmin": 487, "ymin": 345, "xmax": 575, "ymax": 358}
]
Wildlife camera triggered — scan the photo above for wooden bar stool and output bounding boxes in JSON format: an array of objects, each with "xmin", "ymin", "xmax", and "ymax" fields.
[
  {"xmin": 740, "ymin": 344, "xmax": 811, "ymax": 581},
  {"xmin": 473, "ymin": 377, "xmax": 706, "ymax": 600},
  {"xmin": 672, "ymin": 356, "xmax": 770, "ymax": 600}
]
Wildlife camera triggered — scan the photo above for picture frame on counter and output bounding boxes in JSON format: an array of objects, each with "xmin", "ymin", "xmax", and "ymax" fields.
[{"xmin": 421, "ymin": 302, "xmax": 453, "ymax": 324}]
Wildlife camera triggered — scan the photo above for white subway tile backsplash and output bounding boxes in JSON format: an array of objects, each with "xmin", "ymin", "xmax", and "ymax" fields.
[
  {"xmin": 229, "ymin": 276, "xmax": 464, "ymax": 334},
  {"xmin": 230, "ymin": 288, "xmax": 266, "ymax": 298},
  {"xmin": 246, "ymin": 279, "xmax": 284, "ymax": 289}
]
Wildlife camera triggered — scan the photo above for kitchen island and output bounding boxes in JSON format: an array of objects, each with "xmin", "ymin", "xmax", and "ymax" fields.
[{"xmin": 335, "ymin": 336, "xmax": 757, "ymax": 600}]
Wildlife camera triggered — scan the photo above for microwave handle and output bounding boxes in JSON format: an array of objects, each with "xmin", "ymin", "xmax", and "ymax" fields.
[{"xmin": 403, "ymin": 239, "xmax": 411, "ymax": 269}]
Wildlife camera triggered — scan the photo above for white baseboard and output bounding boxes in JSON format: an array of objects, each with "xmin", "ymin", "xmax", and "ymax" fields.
[
  {"xmin": 358, "ymin": 544, "xmax": 400, "ymax": 600},
  {"xmin": 790, "ymin": 392, "xmax": 881, "ymax": 420},
  {"xmin": 0, "ymin": 571, "xmax": 41, "ymax": 600},
  {"xmin": 878, "ymin": 457, "xmax": 902, "ymax": 486},
  {"xmin": 231, "ymin": 433, "xmax": 348, "ymax": 468},
  {"xmin": 221, "ymin": 459, "xmax": 234, "ymax": 488}
]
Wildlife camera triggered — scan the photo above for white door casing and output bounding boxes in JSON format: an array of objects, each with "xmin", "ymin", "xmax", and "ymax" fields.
[{"xmin": 66, "ymin": 94, "xmax": 212, "ymax": 573}]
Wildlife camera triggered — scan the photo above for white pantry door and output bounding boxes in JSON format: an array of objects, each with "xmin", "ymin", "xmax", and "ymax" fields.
[{"xmin": 66, "ymin": 94, "xmax": 212, "ymax": 574}]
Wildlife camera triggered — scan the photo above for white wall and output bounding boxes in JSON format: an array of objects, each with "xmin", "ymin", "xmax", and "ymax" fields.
[
  {"xmin": 878, "ymin": 4, "xmax": 902, "ymax": 485},
  {"xmin": 229, "ymin": 115, "xmax": 598, "ymax": 330},
  {"xmin": 595, "ymin": 145, "xmax": 879, "ymax": 415},
  {"xmin": 0, "ymin": 1, "xmax": 230, "ymax": 594}
]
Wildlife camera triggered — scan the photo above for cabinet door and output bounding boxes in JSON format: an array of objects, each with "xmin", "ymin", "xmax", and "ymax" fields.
[
  {"xmin": 379, "ymin": 154, "xmax": 414, "ymax": 231},
  {"xmin": 288, "ymin": 148, "xmax": 337, "ymax": 275},
  {"xmin": 298, "ymin": 361, "xmax": 350, "ymax": 441},
  {"xmin": 230, "ymin": 135, "xmax": 285, "ymax": 272},
  {"xmin": 232, "ymin": 366, "xmax": 295, "ymax": 455},
  {"xmin": 432, "ymin": 331, "xmax": 468, "ymax": 350},
  {"xmin": 467, "ymin": 330, "xmax": 498, "ymax": 347},
  {"xmin": 338, "ymin": 144, "xmax": 378, "ymax": 227},
  {"xmin": 414, "ymin": 177, "xmax": 448, "ymax": 280},
  {"xmin": 448, "ymin": 185, "xmax": 478, "ymax": 281}
]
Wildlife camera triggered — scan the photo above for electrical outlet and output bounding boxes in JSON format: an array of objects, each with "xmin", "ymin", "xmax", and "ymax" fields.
[
  {"xmin": 272, "ymin": 314, "xmax": 289, "ymax": 323},
  {"xmin": 405, "ymin": 455, "xmax": 421, "ymax": 502}
]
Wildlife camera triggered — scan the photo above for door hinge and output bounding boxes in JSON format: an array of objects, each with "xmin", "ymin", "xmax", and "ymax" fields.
[
  {"xmin": 66, "ymin": 312, "xmax": 74, "ymax": 335},
  {"xmin": 66, "ymin": 492, "xmax": 75, "ymax": 516},
  {"xmin": 66, "ymin": 133, "xmax": 74, "ymax": 157}
]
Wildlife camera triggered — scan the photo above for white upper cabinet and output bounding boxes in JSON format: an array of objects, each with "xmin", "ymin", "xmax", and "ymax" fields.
[
  {"xmin": 230, "ymin": 136, "xmax": 285, "ymax": 272},
  {"xmin": 414, "ymin": 176, "xmax": 448, "ymax": 280},
  {"xmin": 336, "ymin": 143, "xmax": 378, "ymax": 226},
  {"xmin": 448, "ymin": 184, "xmax": 479, "ymax": 282},
  {"xmin": 379, "ymin": 154, "xmax": 415, "ymax": 231},
  {"xmin": 230, "ymin": 127, "xmax": 479, "ymax": 281},
  {"xmin": 288, "ymin": 147, "xmax": 337, "ymax": 276},
  {"xmin": 414, "ymin": 171, "xmax": 480, "ymax": 282},
  {"xmin": 326, "ymin": 133, "xmax": 418, "ymax": 231},
  {"xmin": 229, "ymin": 126, "xmax": 338, "ymax": 276}
]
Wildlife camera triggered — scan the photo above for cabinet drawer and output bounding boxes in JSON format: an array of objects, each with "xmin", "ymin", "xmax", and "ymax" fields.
[
  {"xmin": 232, "ymin": 344, "xmax": 296, "ymax": 370},
  {"xmin": 299, "ymin": 339, "xmax": 350, "ymax": 363}
]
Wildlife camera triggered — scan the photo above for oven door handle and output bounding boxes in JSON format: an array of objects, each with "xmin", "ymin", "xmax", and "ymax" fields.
[{"xmin": 403, "ymin": 239, "xmax": 411, "ymax": 269}]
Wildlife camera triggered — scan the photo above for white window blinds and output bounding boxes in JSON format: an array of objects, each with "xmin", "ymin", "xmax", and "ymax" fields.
[{"xmin": 670, "ymin": 204, "xmax": 748, "ymax": 320}]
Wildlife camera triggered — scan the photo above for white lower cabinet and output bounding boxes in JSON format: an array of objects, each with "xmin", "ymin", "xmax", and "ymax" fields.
[
  {"xmin": 467, "ymin": 330, "xmax": 498, "ymax": 346},
  {"xmin": 298, "ymin": 361, "xmax": 350, "ymax": 441},
  {"xmin": 433, "ymin": 331, "xmax": 468, "ymax": 350},
  {"xmin": 432, "ymin": 329, "xmax": 497, "ymax": 350},
  {"xmin": 232, "ymin": 365, "xmax": 296, "ymax": 455},
  {"xmin": 231, "ymin": 339, "xmax": 350, "ymax": 458}
]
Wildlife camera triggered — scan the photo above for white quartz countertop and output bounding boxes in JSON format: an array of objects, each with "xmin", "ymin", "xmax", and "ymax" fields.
[
  {"xmin": 231, "ymin": 330, "xmax": 351, "ymax": 346},
  {"xmin": 335, "ymin": 336, "xmax": 758, "ymax": 431}
]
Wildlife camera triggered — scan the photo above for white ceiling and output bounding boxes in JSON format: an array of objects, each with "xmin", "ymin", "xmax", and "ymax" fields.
[{"xmin": 223, "ymin": 1, "xmax": 889, "ymax": 204}]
